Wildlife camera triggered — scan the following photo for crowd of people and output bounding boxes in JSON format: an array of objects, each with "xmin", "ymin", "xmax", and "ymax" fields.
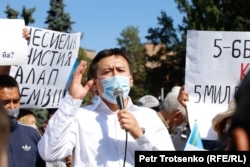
[{"xmin": 0, "ymin": 27, "xmax": 250, "ymax": 167}]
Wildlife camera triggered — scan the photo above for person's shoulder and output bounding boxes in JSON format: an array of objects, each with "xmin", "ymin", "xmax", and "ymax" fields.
[
  {"xmin": 18, "ymin": 122, "xmax": 35, "ymax": 129},
  {"xmin": 18, "ymin": 123, "xmax": 41, "ymax": 136},
  {"xmin": 131, "ymin": 104, "xmax": 158, "ymax": 115}
]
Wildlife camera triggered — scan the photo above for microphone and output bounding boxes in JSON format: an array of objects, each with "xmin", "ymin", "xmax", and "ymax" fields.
[
  {"xmin": 114, "ymin": 88, "xmax": 128, "ymax": 133},
  {"xmin": 113, "ymin": 88, "xmax": 124, "ymax": 109}
]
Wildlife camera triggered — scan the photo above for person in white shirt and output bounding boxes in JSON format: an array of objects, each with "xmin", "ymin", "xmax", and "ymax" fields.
[{"xmin": 38, "ymin": 48, "xmax": 174, "ymax": 167}]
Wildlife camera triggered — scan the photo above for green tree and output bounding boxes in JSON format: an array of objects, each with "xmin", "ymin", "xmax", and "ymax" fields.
[
  {"xmin": 146, "ymin": 11, "xmax": 179, "ymax": 48},
  {"xmin": 5, "ymin": 4, "xmax": 19, "ymax": 19},
  {"xmin": 21, "ymin": 6, "xmax": 36, "ymax": 25},
  {"xmin": 45, "ymin": 0, "xmax": 75, "ymax": 32},
  {"xmin": 145, "ymin": 11, "xmax": 182, "ymax": 97},
  {"xmin": 5, "ymin": 4, "xmax": 35, "ymax": 26},
  {"xmin": 117, "ymin": 26, "xmax": 147, "ymax": 102},
  {"xmin": 175, "ymin": 0, "xmax": 250, "ymax": 32}
]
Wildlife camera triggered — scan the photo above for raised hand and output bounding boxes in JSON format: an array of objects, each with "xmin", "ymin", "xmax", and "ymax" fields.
[
  {"xmin": 22, "ymin": 27, "xmax": 30, "ymax": 40},
  {"xmin": 178, "ymin": 86, "xmax": 189, "ymax": 107},
  {"xmin": 69, "ymin": 60, "xmax": 94, "ymax": 99}
]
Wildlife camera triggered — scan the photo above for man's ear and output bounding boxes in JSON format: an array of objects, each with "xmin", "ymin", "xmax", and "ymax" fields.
[
  {"xmin": 90, "ymin": 80, "xmax": 97, "ymax": 96},
  {"xmin": 129, "ymin": 75, "xmax": 134, "ymax": 87},
  {"xmin": 173, "ymin": 111, "xmax": 184, "ymax": 126},
  {"xmin": 233, "ymin": 128, "xmax": 249, "ymax": 151}
]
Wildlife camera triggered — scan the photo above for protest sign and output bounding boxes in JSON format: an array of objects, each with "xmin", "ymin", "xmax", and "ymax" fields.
[
  {"xmin": 185, "ymin": 30, "xmax": 250, "ymax": 139},
  {"xmin": 10, "ymin": 27, "xmax": 81, "ymax": 108},
  {"xmin": 0, "ymin": 19, "xmax": 28, "ymax": 65}
]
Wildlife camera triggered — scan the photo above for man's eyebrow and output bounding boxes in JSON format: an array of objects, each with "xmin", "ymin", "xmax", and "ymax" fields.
[
  {"xmin": 101, "ymin": 66, "xmax": 114, "ymax": 70},
  {"xmin": 115, "ymin": 64, "xmax": 126, "ymax": 68},
  {"xmin": 0, "ymin": 99, "xmax": 10, "ymax": 104}
]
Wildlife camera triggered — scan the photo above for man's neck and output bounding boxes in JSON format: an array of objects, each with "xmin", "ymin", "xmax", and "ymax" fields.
[{"xmin": 102, "ymin": 97, "xmax": 129, "ymax": 112}]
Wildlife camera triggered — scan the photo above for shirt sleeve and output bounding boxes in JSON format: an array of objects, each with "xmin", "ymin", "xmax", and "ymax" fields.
[
  {"xmin": 134, "ymin": 109, "xmax": 175, "ymax": 151},
  {"xmin": 135, "ymin": 129, "xmax": 175, "ymax": 151},
  {"xmin": 38, "ymin": 94, "xmax": 82, "ymax": 161},
  {"xmin": 135, "ymin": 135, "xmax": 153, "ymax": 150}
]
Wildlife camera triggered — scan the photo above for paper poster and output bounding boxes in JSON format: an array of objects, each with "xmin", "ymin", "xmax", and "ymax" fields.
[
  {"xmin": 185, "ymin": 30, "xmax": 250, "ymax": 139},
  {"xmin": 10, "ymin": 27, "xmax": 81, "ymax": 108},
  {"xmin": 0, "ymin": 19, "xmax": 28, "ymax": 65}
]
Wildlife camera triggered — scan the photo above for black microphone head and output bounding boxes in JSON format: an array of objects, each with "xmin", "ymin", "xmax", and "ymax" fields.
[
  {"xmin": 113, "ymin": 87, "xmax": 124, "ymax": 97},
  {"xmin": 114, "ymin": 88, "xmax": 125, "ymax": 109},
  {"xmin": 114, "ymin": 88, "xmax": 123, "ymax": 97}
]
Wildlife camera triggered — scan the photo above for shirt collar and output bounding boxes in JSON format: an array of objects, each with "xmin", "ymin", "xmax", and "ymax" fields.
[{"xmin": 85, "ymin": 96, "xmax": 134, "ymax": 113}]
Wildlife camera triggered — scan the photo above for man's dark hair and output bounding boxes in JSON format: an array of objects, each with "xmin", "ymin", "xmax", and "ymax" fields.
[
  {"xmin": 87, "ymin": 48, "xmax": 133, "ymax": 80},
  {"xmin": 0, "ymin": 74, "xmax": 19, "ymax": 90},
  {"xmin": 228, "ymin": 70, "xmax": 250, "ymax": 150},
  {"xmin": 17, "ymin": 109, "xmax": 35, "ymax": 120}
]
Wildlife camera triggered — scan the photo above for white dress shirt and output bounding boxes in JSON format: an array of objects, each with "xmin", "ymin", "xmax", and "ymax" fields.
[{"xmin": 38, "ymin": 94, "xmax": 174, "ymax": 167}]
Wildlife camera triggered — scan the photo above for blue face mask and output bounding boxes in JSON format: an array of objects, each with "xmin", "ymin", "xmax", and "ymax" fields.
[
  {"xmin": 101, "ymin": 76, "xmax": 130, "ymax": 104},
  {"xmin": 92, "ymin": 95, "xmax": 99, "ymax": 104},
  {"xmin": 6, "ymin": 108, "xmax": 20, "ymax": 118},
  {"xmin": 6, "ymin": 108, "xmax": 20, "ymax": 129}
]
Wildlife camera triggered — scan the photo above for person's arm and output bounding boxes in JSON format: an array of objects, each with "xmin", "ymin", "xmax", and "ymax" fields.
[
  {"xmin": 134, "ymin": 108, "xmax": 175, "ymax": 151},
  {"xmin": 37, "ymin": 60, "xmax": 94, "ymax": 161},
  {"xmin": 37, "ymin": 94, "xmax": 82, "ymax": 161}
]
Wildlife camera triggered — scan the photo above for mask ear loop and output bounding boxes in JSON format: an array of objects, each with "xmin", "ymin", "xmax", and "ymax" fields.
[
  {"xmin": 94, "ymin": 87, "xmax": 99, "ymax": 95},
  {"xmin": 91, "ymin": 79, "xmax": 99, "ymax": 96}
]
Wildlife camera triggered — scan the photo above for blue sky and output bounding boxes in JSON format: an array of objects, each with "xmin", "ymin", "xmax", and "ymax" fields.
[{"xmin": 0, "ymin": 0, "xmax": 183, "ymax": 54}]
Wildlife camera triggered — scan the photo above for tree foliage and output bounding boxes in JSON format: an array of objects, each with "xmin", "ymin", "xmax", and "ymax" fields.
[
  {"xmin": 45, "ymin": 0, "xmax": 75, "ymax": 32},
  {"xmin": 4, "ymin": 4, "xmax": 35, "ymax": 26},
  {"xmin": 145, "ymin": 11, "xmax": 183, "ymax": 97},
  {"xmin": 21, "ymin": 6, "xmax": 36, "ymax": 25},
  {"xmin": 146, "ymin": 11, "xmax": 179, "ymax": 48},
  {"xmin": 117, "ymin": 26, "xmax": 147, "ymax": 102},
  {"xmin": 5, "ymin": 4, "xmax": 19, "ymax": 19},
  {"xmin": 175, "ymin": 0, "xmax": 250, "ymax": 32}
]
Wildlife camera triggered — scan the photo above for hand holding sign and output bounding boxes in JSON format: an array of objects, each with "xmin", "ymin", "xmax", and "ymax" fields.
[{"xmin": 22, "ymin": 27, "xmax": 30, "ymax": 40}]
